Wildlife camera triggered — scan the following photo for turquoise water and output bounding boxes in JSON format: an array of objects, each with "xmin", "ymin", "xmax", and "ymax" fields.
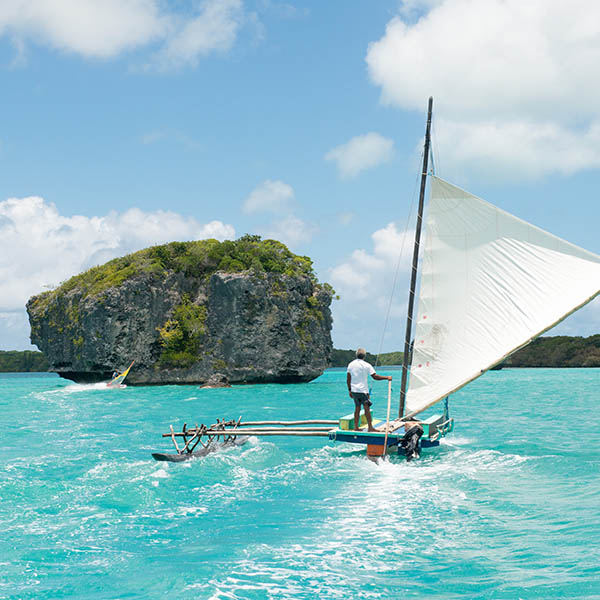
[{"xmin": 0, "ymin": 368, "xmax": 598, "ymax": 599}]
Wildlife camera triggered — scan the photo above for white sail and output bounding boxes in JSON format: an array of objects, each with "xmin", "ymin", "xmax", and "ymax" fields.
[{"xmin": 406, "ymin": 176, "xmax": 600, "ymax": 416}]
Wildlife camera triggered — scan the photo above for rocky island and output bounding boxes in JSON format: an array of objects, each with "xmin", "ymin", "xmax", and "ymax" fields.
[{"xmin": 27, "ymin": 235, "xmax": 334, "ymax": 385}]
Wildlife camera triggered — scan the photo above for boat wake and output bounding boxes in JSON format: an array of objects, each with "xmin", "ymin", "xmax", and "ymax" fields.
[{"xmin": 48, "ymin": 382, "xmax": 116, "ymax": 394}]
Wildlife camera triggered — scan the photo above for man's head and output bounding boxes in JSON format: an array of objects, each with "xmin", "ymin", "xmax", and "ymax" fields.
[{"xmin": 356, "ymin": 348, "xmax": 366, "ymax": 359}]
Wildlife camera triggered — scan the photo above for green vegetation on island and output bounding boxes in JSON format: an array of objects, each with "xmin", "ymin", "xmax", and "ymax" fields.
[
  {"xmin": 330, "ymin": 348, "xmax": 403, "ymax": 367},
  {"xmin": 0, "ymin": 351, "xmax": 49, "ymax": 372},
  {"xmin": 505, "ymin": 335, "xmax": 600, "ymax": 367},
  {"xmin": 157, "ymin": 295, "xmax": 208, "ymax": 368},
  {"xmin": 31, "ymin": 234, "xmax": 331, "ymax": 309}
]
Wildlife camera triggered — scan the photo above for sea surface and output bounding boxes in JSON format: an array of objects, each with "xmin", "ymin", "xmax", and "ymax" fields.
[{"xmin": 0, "ymin": 368, "xmax": 598, "ymax": 599}]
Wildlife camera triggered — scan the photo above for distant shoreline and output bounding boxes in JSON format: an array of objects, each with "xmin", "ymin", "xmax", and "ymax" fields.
[
  {"xmin": 0, "ymin": 350, "xmax": 49, "ymax": 373},
  {"xmin": 331, "ymin": 335, "xmax": 600, "ymax": 368},
  {"xmin": 3, "ymin": 334, "xmax": 600, "ymax": 372}
]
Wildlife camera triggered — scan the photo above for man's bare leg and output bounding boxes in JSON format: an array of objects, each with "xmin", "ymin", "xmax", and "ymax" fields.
[
  {"xmin": 364, "ymin": 404, "xmax": 377, "ymax": 432},
  {"xmin": 354, "ymin": 403, "xmax": 361, "ymax": 431}
]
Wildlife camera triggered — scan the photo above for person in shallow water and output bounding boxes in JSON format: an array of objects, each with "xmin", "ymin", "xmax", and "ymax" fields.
[{"xmin": 346, "ymin": 348, "xmax": 392, "ymax": 432}]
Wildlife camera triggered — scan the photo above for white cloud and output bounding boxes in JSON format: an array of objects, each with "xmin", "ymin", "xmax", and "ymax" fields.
[
  {"xmin": 0, "ymin": 0, "xmax": 166, "ymax": 58},
  {"xmin": 366, "ymin": 0, "xmax": 600, "ymax": 180},
  {"xmin": 197, "ymin": 219, "xmax": 236, "ymax": 240},
  {"xmin": 330, "ymin": 222, "xmax": 412, "ymax": 301},
  {"xmin": 157, "ymin": 0, "xmax": 244, "ymax": 68},
  {"xmin": 242, "ymin": 179, "xmax": 316, "ymax": 248},
  {"xmin": 0, "ymin": 194, "xmax": 235, "ymax": 317},
  {"xmin": 329, "ymin": 222, "xmax": 414, "ymax": 352},
  {"xmin": 243, "ymin": 179, "xmax": 295, "ymax": 214},
  {"xmin": 0, "ymin": 0, "xmax": 247, "ymax": 65},
  {"xmin": 435, "ymin": 118, "xmax": 600, "ymax": 181},
  {"xmin": 260, "ymin": 215, "xmax": 316, "ymax": 248},
  {"xmin": 398, "ymin": 0, "xmax": 446, "ymax": 17},
  {"xmin": 325, "ymin": 132, "xmax": 394, "ymax": 179},
  {"xmin": 0, "ymin": 311, "xmax": 33, "ymax": 350}
]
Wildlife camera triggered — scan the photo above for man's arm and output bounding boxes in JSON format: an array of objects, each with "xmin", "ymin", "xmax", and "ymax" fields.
[
  {"xmin": 371, "ymin": 373, "xmax": 392, "ymax": 381},
  {"xmin": 347, "ymin": 372, "xmax": 353, "ymax": 397}
]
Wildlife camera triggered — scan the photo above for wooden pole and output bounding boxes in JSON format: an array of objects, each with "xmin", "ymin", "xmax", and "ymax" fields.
[
  {"xmin": 163, "ymin": 427, "xmax": 334, "ymax": 438},
  {"xmin": 169, "ymin": 424, "xmax": 181, "ymax": 453},
  {"xmin": 204, "ymin": 430, "xmax": 330, "ymax": 437},
  {"xmin": 399, "ymin": 96, "xmax": 433, "ymax": 418},
  {"xmin": 182, "ymin": 422, "xmax": 189, "ymax": 447},
  {"xmin": 231, "ymin": 426, "xmax": 334, "ymax": 432},
  {"xmin": 383, "ymin": 379, "xmax": 392, "ymax": 456},
  {"xmin": 180, "ymin": 430, "xmax": 200, "ymax": 454},
  {"xmin": 239, "ymin": 420, "xmax": 338, "ymax": 426}
]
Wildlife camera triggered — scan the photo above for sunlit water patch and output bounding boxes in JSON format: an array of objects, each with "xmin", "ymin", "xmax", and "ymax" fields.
[{"xmin": 0, "ymin": 369, "xmax": 598, "ymax": 599}]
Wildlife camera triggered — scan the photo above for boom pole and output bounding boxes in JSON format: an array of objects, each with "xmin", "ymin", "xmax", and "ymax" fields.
[{"xmin": 399, "ymin": 96, "xmax": 433, "ymax": 418}]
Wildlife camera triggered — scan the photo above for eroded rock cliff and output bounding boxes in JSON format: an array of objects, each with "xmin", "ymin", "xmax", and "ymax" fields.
[{"xmin": 27, "ymin": 236, "xmax": 333, "ymax": 384}]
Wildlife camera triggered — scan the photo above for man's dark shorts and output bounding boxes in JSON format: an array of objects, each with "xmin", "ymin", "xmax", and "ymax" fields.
[{"xmin": 351, "ymin": 392, "xmax": 372, "ymax": 407}]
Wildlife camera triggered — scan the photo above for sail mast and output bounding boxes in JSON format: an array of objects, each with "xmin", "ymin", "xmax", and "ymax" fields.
[{"xmin": 399, "ymin": 96, "xmax": 433, "ymax": 418}]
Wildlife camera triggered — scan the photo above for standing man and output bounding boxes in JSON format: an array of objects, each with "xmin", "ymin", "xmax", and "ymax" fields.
[{"xmin": 346, "ymin": 348, "xmax": 392, "ymax": 432}]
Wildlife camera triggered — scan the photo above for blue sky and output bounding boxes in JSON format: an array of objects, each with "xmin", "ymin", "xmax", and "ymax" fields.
[{"xmin": 2, "ymin": 0, "xmax": 600, "ymax": 353}]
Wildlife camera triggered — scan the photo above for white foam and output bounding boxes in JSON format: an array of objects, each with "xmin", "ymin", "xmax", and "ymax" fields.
[{"xmin": 151, "ymin": 468, "xmax": 169, "ymax": 479}]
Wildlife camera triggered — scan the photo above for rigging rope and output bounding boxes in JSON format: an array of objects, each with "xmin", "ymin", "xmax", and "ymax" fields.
[{"xmin": 373, "ymin": 160, "xmax": 422, "ymax": 370}]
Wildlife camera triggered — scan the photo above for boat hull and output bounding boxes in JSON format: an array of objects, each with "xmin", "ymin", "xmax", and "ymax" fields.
[{"xmin": 329, "ymin": 414, "xmax": 453, "ymax": 457}]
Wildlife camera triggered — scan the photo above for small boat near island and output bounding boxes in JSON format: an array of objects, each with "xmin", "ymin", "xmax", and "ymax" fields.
[{"xmin": 153, "ymin": 98, "xmax": 600, "ymax": 462}]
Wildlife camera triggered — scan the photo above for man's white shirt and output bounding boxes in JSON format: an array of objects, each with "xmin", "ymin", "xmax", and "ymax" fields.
[{"xmin": 347, "ymin": 358, "xmax": 375, "ymax": 393}]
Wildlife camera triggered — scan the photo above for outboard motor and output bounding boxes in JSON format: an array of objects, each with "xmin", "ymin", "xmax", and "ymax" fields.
[{"xmin": 400, "ymin": 424, "xmax": 423, "ymax": 462}]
